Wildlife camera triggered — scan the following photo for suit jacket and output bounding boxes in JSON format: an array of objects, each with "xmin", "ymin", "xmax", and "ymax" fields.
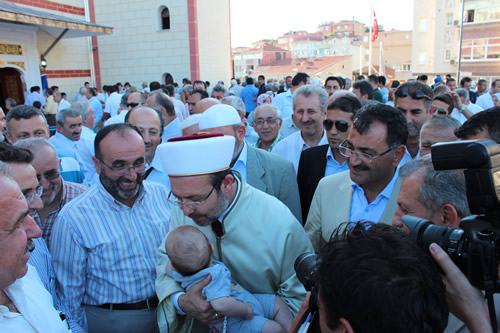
[
  {"xmin": 247, "ymin": 145, "xmax": 303, "ymax": 223},
  {"xmin": 305, "ymin": 170, "xmax": 403, "ymax": 251},
  {"xmin": 297, "ymin": 144, "xmax": 329, "ymax": 223}
]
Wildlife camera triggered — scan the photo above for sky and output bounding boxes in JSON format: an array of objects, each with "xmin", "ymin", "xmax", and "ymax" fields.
[{"xmin": 230, "ymin": 0, "xmax": 414, "ymax": 48}]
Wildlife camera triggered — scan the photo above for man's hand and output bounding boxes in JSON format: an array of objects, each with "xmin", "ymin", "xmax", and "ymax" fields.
[
  {"xmin": 429, "ymin": 243, "xmax": 492, "ymax": 333},
  {"xmin": 289, "ymin": 292, "xmax": 311, "ymax": 333},
  {"xmin": 447, "ymin": 91, "xmax": 463, "ymax": 110},
  {"xmin": 177, "ymin": 276, "xmax": 223, "ymax": 325}
]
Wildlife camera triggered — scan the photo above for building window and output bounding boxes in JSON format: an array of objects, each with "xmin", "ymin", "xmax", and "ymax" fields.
[
  {"xmin": 447, "ymin": 14, "xmax": 453, "ymax": 25},
  {"xmin": 461, "ymin": 37, "xmax": 500, "ymax": 60},
  {"xmin": 464, "ymin": 1, "xmax": 500, "ymax": 23},
  {"xmin": 163, "ymin": 73, "xmax": 174, "ymax": 85},
  {"xmin": 160, "ymin": 7, "xmax": 170, "ymax": 30},
  {"xmin": 419, "ymin": 18, "xmax": 427, "ymax": 32},
  {"xmin": 419, "ymin": 52, "xmax": 427, "ymax": 64},
  {"xmin": 445, "ymin": 49, "xmax": 451, "ymax": 61}
]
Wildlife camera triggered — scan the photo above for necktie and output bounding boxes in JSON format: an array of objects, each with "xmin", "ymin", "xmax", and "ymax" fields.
[{"xmin": 211, "ymin": 221, "xmax": 224, "ymax": 237}]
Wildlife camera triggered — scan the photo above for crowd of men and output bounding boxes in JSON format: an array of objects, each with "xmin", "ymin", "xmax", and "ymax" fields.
[{"xmin": 0, "ymin": 72, "xmax": 499, "ymax": 333}]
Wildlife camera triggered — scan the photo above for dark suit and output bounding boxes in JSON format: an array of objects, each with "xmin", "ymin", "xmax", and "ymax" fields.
[
  {"xmin": 296, "ymin": 144, "xmax": 329, "ymax": 223},
  {"xmin": 247, "ymin": 145, "xmax": 303, "ymax": 223}
]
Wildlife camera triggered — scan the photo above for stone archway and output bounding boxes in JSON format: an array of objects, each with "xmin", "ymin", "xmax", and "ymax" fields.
[{"xmin": 0, "ymin": 67, "xmax": 25, "ymax": 111}]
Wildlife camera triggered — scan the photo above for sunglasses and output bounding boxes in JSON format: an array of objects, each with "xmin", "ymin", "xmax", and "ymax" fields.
[
  {"xmin": 394, "ymin": 89, "xmax": 432, "ymax": 101},
  {"xmin": 323, "ymin": 119, "xmax": 351, "ymax": 133},
  {"xmin": 436, "ymin": 108, "xmax": 448, "ymax": 115},
  {"xmin": 127, "ymin": 102, "xmax": 140, "ymax": 108}
]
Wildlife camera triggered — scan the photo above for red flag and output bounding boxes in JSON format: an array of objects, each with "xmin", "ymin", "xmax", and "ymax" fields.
[{"xmin": 372, "ymin": 10, "xmax": 378, "ymax": 42}]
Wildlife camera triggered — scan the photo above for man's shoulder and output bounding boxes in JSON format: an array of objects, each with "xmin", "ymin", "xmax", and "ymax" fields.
[
  {"xmin": 248, "ymin": 144, "xmax": 293, "ymax": 167},
  {"xmin": 317, "ymin": 169, "xmax": 350, "ymax": 189},
  {"xmin": 301, "ymin": 144, "xmax": 329, "ymax": 159}
]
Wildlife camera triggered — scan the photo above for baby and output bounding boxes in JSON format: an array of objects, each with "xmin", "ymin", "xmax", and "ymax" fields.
[{"xmin": 166, "ymin": 225, "xmax": 293, "ymax": 333}]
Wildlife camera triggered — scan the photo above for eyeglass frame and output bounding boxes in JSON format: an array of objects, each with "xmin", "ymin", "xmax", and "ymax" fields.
[
  {"xmin": 25, "ymin": 185, "xmax": 43, "ymax": 205},
  {"xmin": 36, "ymin": 169, "xmax": 60, "ymax": 182},
  {"xmin": 127, "ymin": 102, "xmax": 140, "ymax": 108},
  {"xmin": 323, "ymin": 119, "xmax": 351, "ymax": 133},
  {"xmin": 167, "ymin": 186, "xmax": 215, "ymax": 209},
  {"xmin": 253, "ymin": 117, "xmax": 279, "ymax": 126},
  {"xmin": 339, "ymin": 139, "xmax": 398, "ymax": 162},
  {"xmin": 96, "ymin": 157, "xmax": 146, "ymax": 175}
]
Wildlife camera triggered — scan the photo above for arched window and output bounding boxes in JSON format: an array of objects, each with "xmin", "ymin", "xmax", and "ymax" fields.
[
  {"xmin": 161, "ymin": 7, "xmax": 170, "ymax": 30},
  {"xmin": 163, "ymin": 73, "xmax": 174, "ymax": 85}
]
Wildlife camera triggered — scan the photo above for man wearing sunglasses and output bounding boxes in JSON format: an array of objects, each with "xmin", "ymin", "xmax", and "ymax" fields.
[
  {"xmin": 0, "ymin": 144, "xmax": 84, "ymax": 332},
  {"xmin": 104, "ymin": 91, "xmax": 146, "ymax": 126},
  {"xmin": 297, "ymin": 95, "xmax": 362, "ymax": 223},
  {"xmin": 305, "ymin": 104, "xmax": 407, "ymax": 251},
  {"xmin": 394, "ymin": 81, "xmax": 434, "ymax": 159},
  {"xmin": 14, "ymin": 138, "xmax": 87, "ymax": 248}
]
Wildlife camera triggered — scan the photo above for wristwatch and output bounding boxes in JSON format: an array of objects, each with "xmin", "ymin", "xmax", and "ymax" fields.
[{"xmin": 459, "ymin": 104, "xmax": 467, "ymax": 113}]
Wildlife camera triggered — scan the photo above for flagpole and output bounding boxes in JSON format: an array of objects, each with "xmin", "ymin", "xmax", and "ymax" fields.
[
  {"xmin": 369, "ymin": 6, "xmax": 373, "ymax": 76},
  {"xmin": 359, "ymin": 44, "xmax": 363, "ymax": 78}
]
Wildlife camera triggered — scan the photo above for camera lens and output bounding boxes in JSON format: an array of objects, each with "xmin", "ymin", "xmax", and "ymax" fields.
[
  {"xmin": 294, "ymin": 253, "xmax": 317, "ymax": 291},
  {"xmin": 402, "ymin": 215, "xmax": 466, "ymax": 266}
]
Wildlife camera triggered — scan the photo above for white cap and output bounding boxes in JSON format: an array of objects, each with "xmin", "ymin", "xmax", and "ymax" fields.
[
  {"xmin": 198, "ymin": 104, "xmax": 242, "ymax": 130},
  {"xmin": 179, "ymin": 114, "xmax": 202, "ymax": 130},
  {"xmin": 157, "ymin": 133, "xmax": 235, "ymax": 176}
]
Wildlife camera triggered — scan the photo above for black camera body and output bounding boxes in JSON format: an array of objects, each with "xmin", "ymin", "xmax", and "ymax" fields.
[{"xmin": 403, "ymin": 139, "xmax": 500, "ymax": 291}]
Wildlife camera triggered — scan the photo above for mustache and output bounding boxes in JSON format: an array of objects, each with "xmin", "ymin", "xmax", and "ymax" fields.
[
  {"xmin": 351, "ymin": 164, "xmax": 369, "ymax": 171},
  {"xmin": 24, "ymin": 240, "xmax": 35, "ymax": 254}
]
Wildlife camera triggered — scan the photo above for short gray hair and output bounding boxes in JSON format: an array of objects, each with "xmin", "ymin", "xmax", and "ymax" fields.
[
  {"xmin": 56, "ymin": 108, "xmax": 81, "ymax": 126},
  {"xmin": 254, "ymin": 104, "xmax": 281, "ymax": 119},
  {"xmin": 293, "ymin": 84, "xmax": 329, "ymax": 113},
  {"xmin": 221, "ymin": 96, "xmax": 245, "ymax": 113},
  {"xmin": 72, "ymin": 100, "xmax": 92, "ymax": 117},
  {"xmin": 421, "ymin": 115, "xmax": 461, "ymax": 136},
  {"xmin": 79, "ymin": 87, "xmax": 87, "ymax": 94},
  {"xmin": 14, "ymin": 137, "xmax": 57, "ymax": 155},
  {"xmin": 399, "ymin": 154, "xmax": 470, "ymax": 219},
  {"xmin": 211, "ymin": 85, "xmax": 227, "ymax": 97},
  {"xmin": 455, "ymin": 88, "xmax": 469, "ymax": 102}
]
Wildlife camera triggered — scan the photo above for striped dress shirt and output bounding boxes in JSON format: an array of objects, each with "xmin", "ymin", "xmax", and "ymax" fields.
[
  {"xmin": 34, "ymin": 180, "xmax": 87, "ymax": 248},
  {"xmin": 50, "ymin": 181, "xmax": 171, "ymax": 329}
]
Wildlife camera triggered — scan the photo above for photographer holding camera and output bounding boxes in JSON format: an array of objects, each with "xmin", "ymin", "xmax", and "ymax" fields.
[{"xmin": 293, "ymin": 222, "xmax": 450, "ymax": 333}]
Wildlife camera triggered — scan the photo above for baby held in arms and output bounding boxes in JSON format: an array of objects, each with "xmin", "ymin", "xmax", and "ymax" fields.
[{"xmin": 166, "ymin": 225, "xmax": 293, "ymax": 333}]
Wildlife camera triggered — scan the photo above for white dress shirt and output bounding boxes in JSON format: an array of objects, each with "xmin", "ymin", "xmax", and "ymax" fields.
[
  {"xmin": 78, "ymin": 126, "xmax": 98, "ymax": 184},
  {"xmin": 272, "ymin": 130, "xmax": 328, "ymax": 172},
  {"xmin": 104, "ymin": 92, "xmax": 122, "ymax": 117},
  {"xmin": 57, "ymin": 99, "xmax": 71, "ymax": 112},
  {"xmin": 272, "ymin": 89, "xmax": 293, "ymax": 119},
  {"xmin": 162, "ymin": 117, "xmax": 182, "ymax": 142}
]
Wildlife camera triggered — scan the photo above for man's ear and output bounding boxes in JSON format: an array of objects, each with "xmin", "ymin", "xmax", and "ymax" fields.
[
  {"xmin": 391, "ymin": 145, "xmax": 406, "ymax": 167},
  {"xmin": 434, "ymin": 204, "xmax": 461, "ymax": 229},
  {"xmin": 92, "ymin": 156, "xmax": 102, "ymax": 175},
  {"xmin": 221, "ymin": 174, "xmax": 234, "ymax": 194},
  {"xmin": 336, "ymin": 318, "xmax": 355, "ymax": 333},
  {"xmin": 56, "ymin": 124, "xmax": 63, "ymax": 134}
]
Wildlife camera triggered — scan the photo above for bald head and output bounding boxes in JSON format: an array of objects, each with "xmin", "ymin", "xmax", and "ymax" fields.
[
  {"xmin": 194, "ymin": 98, "xmax": 219, "ymax": 114},
  {"xmin": 126, "ymin": 106, "xmax": 163, "ymax": 163}
]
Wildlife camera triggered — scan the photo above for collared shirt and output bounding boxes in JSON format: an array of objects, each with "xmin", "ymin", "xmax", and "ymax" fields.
[
  {"xmin": 349, "ymin": 170, "xmax": 399, "ymax": 223},
  {"xmin": 254, "ymin": 134, "xmax": 284, "ymax": 152},
  {"xmin": 34, "ymin": 180, "xmax": 87, "ymax": 247},
  {"xmin": 89, "ymin": 96, "xmax": 103, "ymax": 124},
  {"xmin": 60, "ymin": 157, "xmax": 85, "ymax": 184},
  {"xmin": 104, "ymin": 92, "xmax": 122, "ymax": 117},
  {"xmin": 324, "ymin": 147, "xmax": 349, "ymax": 177},
  {"xmin": 272, "ymin": 89, "xmax": 293, "ymax": 119},
  {"xmin": 476, "ymin": 93, "xmax": 494, "ymax": 110},
  {"xmin": 145, "ymin": 152, "xmax": 171, "ymax": 191},
  {"xmin": 50, "ymin": 132, "xmax": 92, "ymax": 183},
  {"xmin": 162, "ymin": 117, "xmax": 182, "ymax": 142},
  {"xmin": 45, "ymin": 95, "xmax": 58, "ymax": 115},
  {"xmin": 272, "ymin": 130, "xmax": 328, "ymax": 173},
  {"xmin": 104, "ymin": 109, "xmax": 128, "ymax": 126},
  {"xmin": 279, "ymin": 116, "xmax": 300, "ymax": 138},
  {"xmin": 0, "ymin": 265, "xmax": 71, "ymax": 332},
  {"xmin": 29, "ymin": 238, "xmax": 84, "ymax": 332},
  {"xmin": 58, "ymin": 99, "xmax": 71, "ymax": 112},
  {"xmin": 50, "ymin": 181, "xmax": 171, "ymax": 329},
  {"xmin": 232, "ymin": 142, "xmax": 248, "ymax": 182},
  {"xmin": 78, "ymin": 126, "xmax": 98, "ymax": 184},
  {"xmin": 25, "ymin": 91, "xmax": 46, "ymax": 107},
  {"xmin": 240, "ymin": 85, "xmax": 259, "ymax": 113}
]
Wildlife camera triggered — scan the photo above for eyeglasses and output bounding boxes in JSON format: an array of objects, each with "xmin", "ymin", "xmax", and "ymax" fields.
[
  {"xmin": 25, "ymin": 185, "xmax": 43, "ymax": 205},
  {"xmin": 323, "ymin": 119, "xmax": 351, "ymax": 133},
  {"xmin": 339, "ymin": 139, "xmax": 397, "ymax": 162},
  {"xmin": 97, "ymin": 158, "xmax": 146, "ymax": 175},
  {"xmin": 253, "ymin": 118, "xmax": 278, "ymax": 126},
  {"xmin": 394, "ymin": 89, "xmax": 432, "ymax": 101},
  {"xmin": 167, "ymin": 186, "xmax": 215, "ymax": 209},
  {"xmin": 37, "ymin": 169, "xmax": 60, "ymax": 182},
  {"xmin": 127, "ymin": 102, "xmax": 140, "ymax": 108}
]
